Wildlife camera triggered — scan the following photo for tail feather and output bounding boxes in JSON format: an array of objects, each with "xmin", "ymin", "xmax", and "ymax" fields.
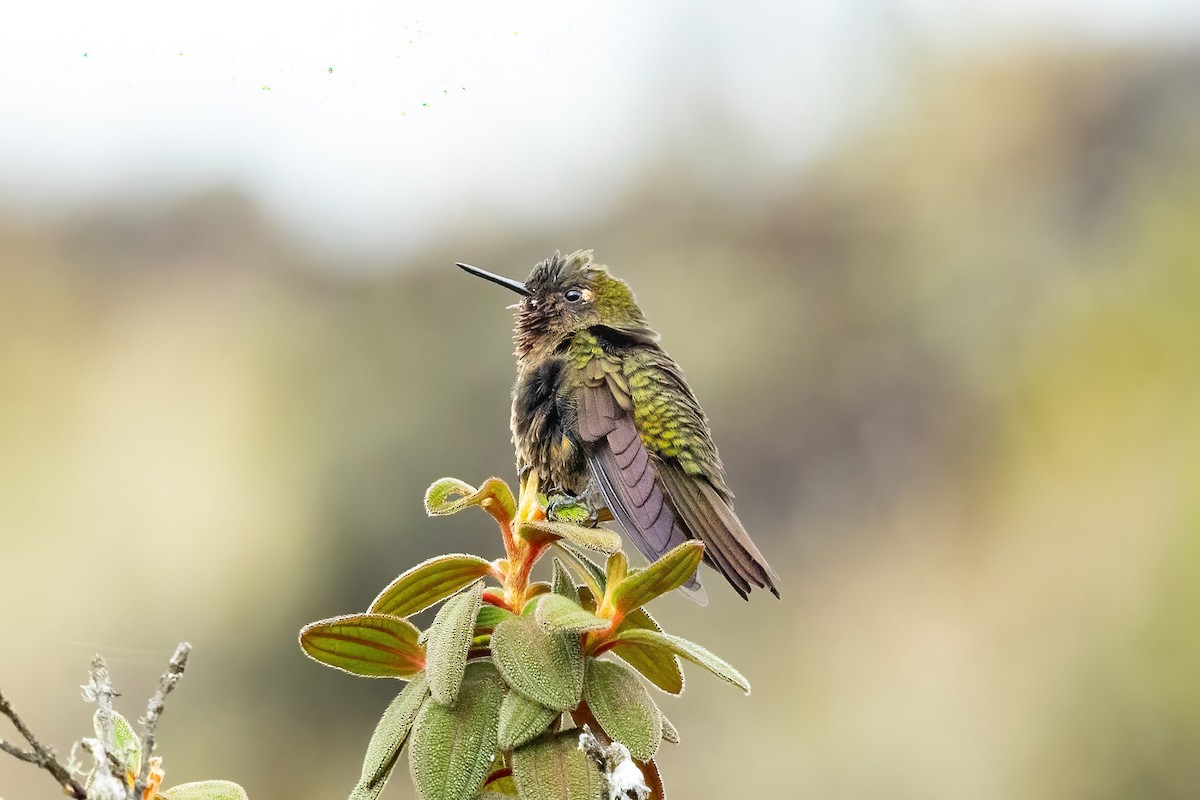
[{"xmin": 658, "ymin": 461, "xmax": 780, "ymax": 598}]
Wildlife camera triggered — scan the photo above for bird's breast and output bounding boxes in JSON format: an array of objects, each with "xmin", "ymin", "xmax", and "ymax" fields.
[{"xmin": 511, "ymin": 356, "xmax": 587, "ymax": 492}]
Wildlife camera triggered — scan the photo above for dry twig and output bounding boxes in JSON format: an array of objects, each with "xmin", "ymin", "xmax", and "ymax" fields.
[
  {"xmin": 2, "ymin": 642, "xmax": 192, "ymax": 800},
  {"xmin": 0, "ymin": 687, "xmax": 88, "ymax": 799},
  {"xmin": 132, "ymin": 642, "xmax": 191, "ymax": 798}
]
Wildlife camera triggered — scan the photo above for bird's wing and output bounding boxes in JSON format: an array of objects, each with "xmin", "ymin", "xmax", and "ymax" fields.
[
  {"xmin": 574, "ymin": 354, "xmax": 703, "ymax": 601},
  {"xmin": 620, "ymin": 348, "xmax": 780, "ymax": 599}
]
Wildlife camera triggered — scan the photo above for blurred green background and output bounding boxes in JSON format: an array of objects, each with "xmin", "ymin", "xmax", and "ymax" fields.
[{"xmin": 3, "ymin": 3, "xmax": 1200, "ymax": 799}]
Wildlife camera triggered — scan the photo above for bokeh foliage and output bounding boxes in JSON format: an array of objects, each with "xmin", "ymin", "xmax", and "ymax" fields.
[{"xmin": 3, "ymin": 48, "xmax": 1200, "ymax": 800}]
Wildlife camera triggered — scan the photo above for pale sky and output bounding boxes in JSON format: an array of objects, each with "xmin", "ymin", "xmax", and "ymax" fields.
[{"xmin": 0, "ymin": 0, "xmax": 1196, "ymax": 254}]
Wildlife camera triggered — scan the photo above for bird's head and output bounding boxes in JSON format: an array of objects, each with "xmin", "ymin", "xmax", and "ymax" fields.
[{"xmin": 458, "ymin": 250, "xmax": 657, "ymax": 361}]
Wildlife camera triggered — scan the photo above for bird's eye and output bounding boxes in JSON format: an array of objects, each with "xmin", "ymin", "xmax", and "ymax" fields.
[{"xmin": 564, "ymin": 288, "xmax": 584, "ymax": 303}]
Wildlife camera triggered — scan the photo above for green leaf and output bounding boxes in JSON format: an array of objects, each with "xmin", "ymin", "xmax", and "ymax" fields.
[
  {"xmin": 609, "ymin": 541, "xmax": 705, "ymax": 614},
  {"xmin": 476, "ymin": 604, "xmax": 516, "ymax": 629},
  {"xmin": 535, "ymin": 594, "xmax": 610, "ymax": 634},
  {"xmin": 518, "ymin": 520, "xmax": 622, "ymax": 553},
  {"xmin": 551, "ymin": 559, "xmax": 578, "ymax": 602},
  {"xmin": 608, "ymin": 629, "xmax": 750, "ymax": 694},
  {"xmin": 520, "ymin": 584, "xmax": 553, "ymax": 617},
  {"xmin": 661, "ymin": 713, "xmax": 679, "ymax": 744},
  {"xmin": 607, "ymin": 641, "xmax": 682, "ymax": 696},
  {"xmin": 497, "ymin": 690, "xmax": 560, "ymax": 750},
  {"xmin": 611, "ymin": 609, "xmax": 684, "ymax": 696},
  {"xmin": 480, "ymin": 773, "xmax": 518, "ymax": 795},
  {"xmin": 582, "ymin": 659, "xmax": 662, "ymax": 761},
  {"xmin": 425, "ymin": 477, "xmax": 517, "ymax": 522},
  {"xmin": 512, "ymin": 733, "xmax": 605, "ymax": 800},
  {"xmin": 95, "ymin": 708, "xmax": 141, "ymax": 776},
  {"xmin": 577, "ymin": 587, "xmax": 683, "ymax": 695},
  {"xmin": 409, "ymin": 661, "xmax": 505, "ymax": 800},
  {"xmin": 426, "ymin": 581, "xmax": 485, "ymax": 705},
  {"xmin": 552, "ymin": 543, "xmax": 607, "ymax": 599},
  {"xmin": 370, "ymin": 554, "xmax": 496, "ymax": 618},
  {"xmin": 160, "ymin": 781, "xmax": 249, "ymax": 800},
  {"xmin": 350, "ymin": 674, "xmax": 430, "ymax": 800},
  {"xmin": 605, "ymin": 552, "xmax": 628, "ymax": 587},
  {"xmin": 491, "ymin": 616, "xmax": 584, "ymax": 712},
  {"xmin": 300, "ymin": 613, "xmax": 425, "ymax": 678}
]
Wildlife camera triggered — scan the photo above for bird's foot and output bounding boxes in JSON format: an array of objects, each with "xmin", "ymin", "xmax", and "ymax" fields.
[{"xmin": 545, "ymin": 492, "xmax": 600, "ymax": 527}]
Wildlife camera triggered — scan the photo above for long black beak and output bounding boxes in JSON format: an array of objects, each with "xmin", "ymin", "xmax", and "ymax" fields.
[{"xmin": 456, "ymin": 263, "xmax": 531, "ymax": 297}]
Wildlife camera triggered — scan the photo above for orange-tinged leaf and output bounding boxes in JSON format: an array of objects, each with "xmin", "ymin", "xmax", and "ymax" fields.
[
  {"xmin": 300, "ymin": 613, "xmax": 425, "ymax": 678},
  {"xmin": 609, "ymin": 542, "xmax": 704, "ymax": 614},
  {"xmin": 371, "ymin": 554, "xmax": 496, "ymax": 618}
]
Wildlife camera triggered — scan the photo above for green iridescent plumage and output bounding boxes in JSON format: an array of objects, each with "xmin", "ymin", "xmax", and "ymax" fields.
[{"xmin": 458, "ymin": 251, "xmax": 779, "ymax": 601}]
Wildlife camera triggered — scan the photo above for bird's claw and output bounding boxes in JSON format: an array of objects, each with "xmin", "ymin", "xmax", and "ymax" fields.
[{"xmin": 545, "ymin": 492, "xmax": 599, "ymax": 527}]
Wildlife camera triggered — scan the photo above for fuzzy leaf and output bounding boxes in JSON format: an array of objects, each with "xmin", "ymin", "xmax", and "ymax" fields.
[
  {"xmin": 476, "ymin": 604, "xmax": 516, "ymax": 629},
  {"xmin": 160, "ymin": 782, "xmax": 249, "ymax": 800},
  {"xmin": 481, "ymin": 773, "xmax": 518, "ymax": 795},
  {"xmin": 612, "ymin": 606, "xmax": 684, "ymax": 695},
  {"xmin": 425, "ymin": 477, "xmax": 517, "ymax": 523},
  {"xmin": 497, "ymin": 690, "xmax": 560, "ymax": 750},
  {"xmin": 426, "ymin": 581, "xmax": 485, "ymax": 705},
  {"xmin": 300, "ymin": 613, "xmax": 425, "ymax": 678},
  {"xmin": 661, "ymin": 713, "xmax": 679, "ymax": 744},
  {"xmin": 609, "ymin": 541, "xmax": 705, "ymax": 614},
  {"xmin": 609, "ymin": 629, "xmax": 749, "ymax": 694},
  {"xmin": 605, "ymin": 552, "xmax": 628, "ymax": 587},
  {"xmin": 518, "ymin": 520, "xmax": 622, "ymax": 553},
  {"xmin": 551, "ymin": 559, "xmax": 578, "ymax": 602},
  {"xmin": 583, "ymin": 659, "xmax": 662, "ymax": 761},
  {"xmin": 552, "ymin": 544, "xmax": 607, "ymax": 599},
  {"xmin": 520, "ymin": 584, "xmax": 553, "ymax": 617},
  {"xmin": 370, "ymin": 554, "xmax": 496, "ymax": 618},
  {"xmin": 524, "ymin": 582, "xmax": 552, "ymax": 607},
  {"xmin": 409, "ymin": 661, "xmax": 504, "ymax": 800},
  {"xmin": 535, "ymin": 593, "xmax": 610, "ymax": 634},
  {"xmin": 578, "ymin": 587, "xmax": 683, "ymax": 695},
  {"xmin": 607, "ymin": 641, "xmax": 683, "ymax": 696},
  {"xmin": 491, "ymin": 616, "xmax": 584, "ymax": 712},
  {"xmin": 512, "ymin": 733, "xmax": 604, "ymax": 800},
  {"xmin": 95, "ymin": 708, "xmax": 141, "ymax": 776},
  {"xmin": 350, "ymin": 674, "xmax": 430, "ymax": 800}
]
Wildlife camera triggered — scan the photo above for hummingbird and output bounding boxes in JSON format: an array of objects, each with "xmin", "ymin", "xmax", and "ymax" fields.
[{"xmin": 458, "ymin": 250, "xmax": 779, "ymax": 602}]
